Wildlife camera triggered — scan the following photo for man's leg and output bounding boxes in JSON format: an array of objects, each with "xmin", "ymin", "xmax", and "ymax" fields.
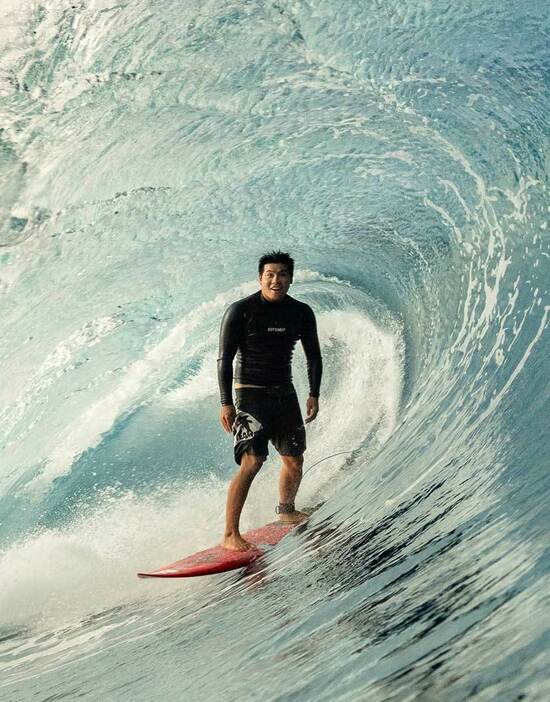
[
  {"xmin": 222, "ymin": 452, "xmax": 265, "ymax": 551},
  {"xmin": 278, "ymin": 454, "xmax": 308, "ymax": 524}
]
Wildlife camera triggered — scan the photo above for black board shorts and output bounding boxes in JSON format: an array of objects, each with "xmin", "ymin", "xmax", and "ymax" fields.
[{"xmin": 232, "ymin": 382, "xmax": 306, "ymax": 465}]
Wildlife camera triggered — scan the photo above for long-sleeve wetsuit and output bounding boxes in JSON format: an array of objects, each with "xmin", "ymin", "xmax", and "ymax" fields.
[{"xmin": 217, "ymin": 290, "xmax": 322, "ymax": 406}]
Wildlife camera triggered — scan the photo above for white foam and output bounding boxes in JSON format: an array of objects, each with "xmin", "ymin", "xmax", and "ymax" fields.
[
  {"xmin": 0, "ymin": 456, "xmax": 341, "ymax": 631},
  {"xmin": 0, "ymin": 482, "xmax": 223, "ymax": 630},
  {"xmin": 303, "ymin": 309, "xmax": 402, "ymax": 473},
  {"xmin": 162, "ymin": 350, "xmax": 218, "ymax": 406}
]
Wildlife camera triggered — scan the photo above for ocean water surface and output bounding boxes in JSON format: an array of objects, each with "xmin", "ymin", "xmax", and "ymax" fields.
[{"xmin": 0, "ymin": 1, "xmax": 549, "ymax": 700}]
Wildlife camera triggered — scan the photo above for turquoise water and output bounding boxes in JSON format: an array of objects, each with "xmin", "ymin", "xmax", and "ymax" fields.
[{"xmin": 1, "ymin": 1, "xmax": 549, "ymax": 700}]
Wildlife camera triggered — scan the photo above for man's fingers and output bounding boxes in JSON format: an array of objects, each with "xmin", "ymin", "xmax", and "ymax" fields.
[
  {"xmin": 220, "ymin": 411, "xmax": 235, "ymax": 433},
  {"xmin": 304, "ymin": 409, "xmax": 318, "ymax": 424}
]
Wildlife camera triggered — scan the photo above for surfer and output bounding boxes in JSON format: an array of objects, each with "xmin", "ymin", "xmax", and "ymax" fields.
[{"xmin": 217, "ymin": 251, "xmax": 322, "ymax": 551}]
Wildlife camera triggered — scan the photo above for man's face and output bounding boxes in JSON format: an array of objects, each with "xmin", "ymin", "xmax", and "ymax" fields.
[{"xmin": 259, "ymin": 263, "xmax": 291, "ymax": 302}]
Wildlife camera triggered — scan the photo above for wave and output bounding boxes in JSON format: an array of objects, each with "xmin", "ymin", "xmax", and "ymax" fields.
[{"xmin": 0, "ymin": 0, "xmax": 549, "ymax": 699}]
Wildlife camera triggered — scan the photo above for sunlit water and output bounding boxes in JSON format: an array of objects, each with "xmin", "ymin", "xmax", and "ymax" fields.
[{"xmin": 1, "ymin": 1, "xmax": 549, "ymax": 700}]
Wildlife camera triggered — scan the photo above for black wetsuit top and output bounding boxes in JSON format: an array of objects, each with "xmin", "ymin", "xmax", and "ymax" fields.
[{"xmin": 217, "ymin": 291, "xmax": 322, "ymax": 406}]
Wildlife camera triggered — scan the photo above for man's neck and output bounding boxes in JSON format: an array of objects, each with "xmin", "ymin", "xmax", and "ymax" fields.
[{"xmin": 259, "ymin": 291, "xmax": 287, "ymax": 304}]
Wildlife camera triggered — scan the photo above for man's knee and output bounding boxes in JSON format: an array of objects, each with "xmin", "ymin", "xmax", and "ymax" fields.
[
  {"xmin": 281, "ymin": 454, "xmax": 304, "ymax": 472},
  {"xmin": 239, "ymin": 453, "xmax": 265, "ymax": 477}
]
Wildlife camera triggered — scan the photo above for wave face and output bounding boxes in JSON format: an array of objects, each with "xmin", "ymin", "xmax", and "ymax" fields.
[{"xmin": 1, "ymin": 1, "xmax": 549, "ymax": 699}]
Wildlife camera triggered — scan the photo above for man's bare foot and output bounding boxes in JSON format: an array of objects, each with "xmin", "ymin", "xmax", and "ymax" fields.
[
  {"xmin": 222, "ymin": 533, "xmax": 255, "ymax": 551},
  {"xmin": 277, "ymin": 510, "xmax": 309, "ymax": 524}
]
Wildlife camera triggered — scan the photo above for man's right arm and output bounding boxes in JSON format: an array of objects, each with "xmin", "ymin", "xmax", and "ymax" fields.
[{"xmin": 217, "ymin": 303, "xmax": 242, "ymax": 431}]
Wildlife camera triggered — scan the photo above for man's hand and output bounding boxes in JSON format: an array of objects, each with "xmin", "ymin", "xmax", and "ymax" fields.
[
  {"xmin": 220, "ymin": 404, "xmax": 236, "ymax": 433},
  {"xmin": 305, "ymin": 396, "xmax": 319, "ymax": 424}
]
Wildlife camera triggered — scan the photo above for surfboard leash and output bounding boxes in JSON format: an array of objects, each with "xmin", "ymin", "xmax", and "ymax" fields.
[{"xmin": 302, "ymin": 450, "xmax": 355, "ymax": 478}]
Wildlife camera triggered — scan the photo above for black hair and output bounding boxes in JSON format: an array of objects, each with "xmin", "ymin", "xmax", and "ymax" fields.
[{"xmin": 258, "ymin": 251, "xmax": 295, "ymax": 280}]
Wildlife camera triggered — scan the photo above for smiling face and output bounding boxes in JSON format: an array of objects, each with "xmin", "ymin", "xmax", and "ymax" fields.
[{"xmin": 259, "ymin": 262, "xmax": 292, "ymax": 302}]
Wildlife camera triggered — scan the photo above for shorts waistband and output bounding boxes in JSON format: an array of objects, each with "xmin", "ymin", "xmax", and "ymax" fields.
[{"xmin": 235, "ymin": 381, "xmax": 296, "ymax": 397}]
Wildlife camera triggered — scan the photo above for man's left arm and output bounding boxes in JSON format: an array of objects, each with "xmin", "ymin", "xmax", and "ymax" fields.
[{"xmin": 301, "ymin": 305, "xmax": 322, "ymax": 423}]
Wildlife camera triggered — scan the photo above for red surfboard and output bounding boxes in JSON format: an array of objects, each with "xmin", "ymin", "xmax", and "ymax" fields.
[{"xmin": 137, "ymin": 521, "xmax": 299, "ymax": 578}]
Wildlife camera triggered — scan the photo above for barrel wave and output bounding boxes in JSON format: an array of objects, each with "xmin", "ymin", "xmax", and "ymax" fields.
[{"xmin": 1, "ymin": 1, "xmax": 548, "ymax": 700}]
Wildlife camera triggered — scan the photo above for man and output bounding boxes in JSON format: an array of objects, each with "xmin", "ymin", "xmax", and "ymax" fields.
[{"xmin": 217, "ymin": 251, "xmax": 323, "ymax": 551}]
